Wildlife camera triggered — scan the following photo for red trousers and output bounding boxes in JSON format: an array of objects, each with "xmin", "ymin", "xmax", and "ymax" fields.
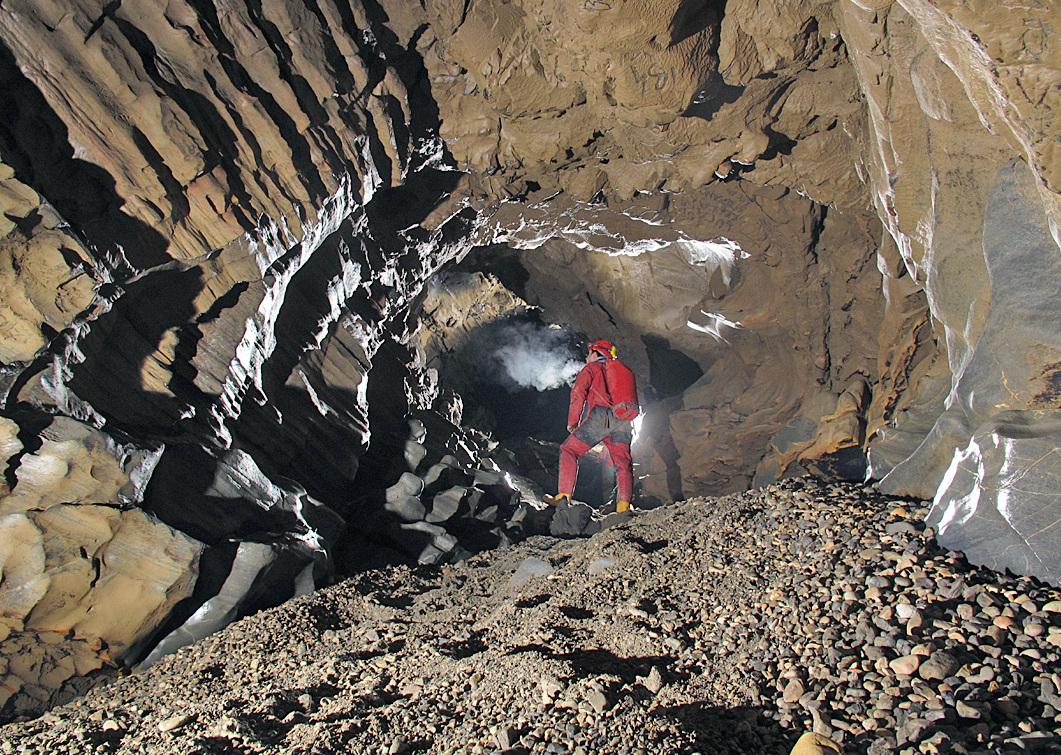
[{"xmin": 558, "ymin": 433, "xmax": 633, "ymax": 502}]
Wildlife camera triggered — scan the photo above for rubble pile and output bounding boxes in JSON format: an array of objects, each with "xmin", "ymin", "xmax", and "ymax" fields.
[{"xmin": 3, "ymin": 478, "xmax": 1057, "ymax": 754}]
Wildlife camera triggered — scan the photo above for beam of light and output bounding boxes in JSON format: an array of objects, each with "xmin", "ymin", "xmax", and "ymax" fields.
[
  {"xmin": 687, "ymin": 310, "xmax": 742, "ymax": 343},
  {"xmin": 632, "ymin": 412, "xmax": 644, "ymax": 444}
]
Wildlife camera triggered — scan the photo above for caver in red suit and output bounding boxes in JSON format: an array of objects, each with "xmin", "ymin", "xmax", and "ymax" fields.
[{"xmin": 552, "ymin": 340, "xmax": 635, "ymax": 511}]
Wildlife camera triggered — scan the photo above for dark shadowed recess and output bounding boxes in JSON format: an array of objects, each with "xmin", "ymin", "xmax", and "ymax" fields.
[
  {"xmin": 642, "ymin": 334, "xmax": 703, "ymax": 398},
  {"xmin": 673, "ymin": 0, "xmax": 745, "ymax": 121},
  {"xmin": 66, "ymin": 265, "xmax": 206, "ymax": 430},
  {"xmin": 669, "ymin": 0, "xmax": 727, "ymax": 46},
  {"xmin": 455, "ymin": 243, "xmax": 533, "ymax": 300},
  {"xmin": 639, "ymin": 334, "xmax": 702, "ymax": 502},
  {"xmin": 443, "ymin": 248, "xmax": 571, "ymax": 445},
  {"xmin": 685, "ymin": 69, "xmax": 746, "ymax": 121},
  {"xmin": 451, "ymin": 309, "xmax": 577, "ymax": 444}
]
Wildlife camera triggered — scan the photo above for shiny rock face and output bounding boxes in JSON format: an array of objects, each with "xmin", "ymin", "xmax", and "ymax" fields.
[{"xmin": 0, "ymin": 0, "xmax": 1058, "ymax": 720}]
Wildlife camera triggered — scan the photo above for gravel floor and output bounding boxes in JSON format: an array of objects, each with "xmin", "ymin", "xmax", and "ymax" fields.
[{"xmin": 2, "ymin": 478, "xmax": 1059, "ymax": 754}]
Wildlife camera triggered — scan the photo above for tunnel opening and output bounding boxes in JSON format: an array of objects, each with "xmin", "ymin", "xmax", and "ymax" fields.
[
  {"xmin": 642, "ymin": 333, "xmax": 704, "ymax": 399},
  {"xmin": 417, "ymin": 246, "xmax": 631, "ymax": 508}
]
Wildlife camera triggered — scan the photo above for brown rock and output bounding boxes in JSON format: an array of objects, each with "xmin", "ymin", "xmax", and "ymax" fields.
[{"xmin": 790, "ymin": 731, "xmax": 843, "ymax": 754}]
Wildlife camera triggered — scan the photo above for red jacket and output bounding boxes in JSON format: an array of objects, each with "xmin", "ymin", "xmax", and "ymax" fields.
[{"xmin": 568, "ymin": 360, "xmax": 611, "ymax": 428}]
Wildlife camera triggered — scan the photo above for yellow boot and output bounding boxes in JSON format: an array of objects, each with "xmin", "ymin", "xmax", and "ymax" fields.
[
  {"xmin": 616, "ymin": 500, "xmax": 631, "ymax": 513},
  {"xmin": 544, "ymin": 493, "xmax": 572, "ymax": 507}
]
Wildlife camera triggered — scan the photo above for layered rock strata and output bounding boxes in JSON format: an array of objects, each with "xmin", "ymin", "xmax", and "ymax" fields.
[
  {"xmin": 0, "ymin": 0, "xmax": 1059, "ymax": 722},
  {"xmin": 389, "ymin": 0, "xmax": 1060, "ymax": 580},
  {"xmin": 0, "ymin": 0, "xmax": 484, "ymax": 718}
]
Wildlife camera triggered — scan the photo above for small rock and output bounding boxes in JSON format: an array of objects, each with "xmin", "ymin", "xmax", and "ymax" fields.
[
  {"xmin": 919, "ymin": 650, "xmax": 960, "ymax": 681},
  {"xmin": 790, "ymin": 731, "xmax": 842, "ymax": 754},
  {"xmin": 495, "ymin": 727, "xmax": 518, "ymax": 749},
  {"xmin": 895, "ymin": 604, "xmax": 916, "ymax": 621},
  {"xmin": 954, "ymin": 700, "xmax": 980, "ymax": 719},
  {"xmin": 783, "ymin": 678, "xmax": 805, "ymax": 704},
  {"xmin": 639, "ymin": 666, "xmax": 664, "ymax": 694},
  {"xmin": 867, "ymin": 736, "xmax": 896, "ymax": 755},
  {"xmin": 159, "ymin": 713, "xmax": 192, "ymax": 733},
  {"xmin": 584, "ymin": 688, "xmax": 609, "ymax": 714},
  {"xmin": 889, "ymin": 655, "xmax": 921, "ymax": 676},
  {"xmin": 540, "ymin": 676, "xmax": 564, "ymax": 701}
]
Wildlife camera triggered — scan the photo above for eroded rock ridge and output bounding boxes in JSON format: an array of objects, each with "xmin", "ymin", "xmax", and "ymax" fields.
[{"xmin": 0, "ymin": 0, "xmax": 1057, "ymax": 720}]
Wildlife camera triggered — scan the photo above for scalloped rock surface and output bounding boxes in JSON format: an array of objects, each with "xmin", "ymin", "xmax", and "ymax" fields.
[{"xmin": 0, "ymin": 0, "xmax": 1058, "ymax": 721}]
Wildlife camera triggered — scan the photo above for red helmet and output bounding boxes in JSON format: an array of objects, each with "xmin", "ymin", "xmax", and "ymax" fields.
[{"xmin": 589, "ymin": 340, "xmax": 617, "ymax": 359}]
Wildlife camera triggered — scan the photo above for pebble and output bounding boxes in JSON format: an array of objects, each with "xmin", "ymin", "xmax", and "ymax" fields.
[
  {"xmin": 158, "ymin": 713, "xmax": 192, "ymax": 733},
  {"xmin": 0, "ymin": 478, "xmax": 1057, "ymax": 755},
  {"xmin": 889, "ymin": 655, "xmax": 921, "ymax": 676},
  {"xmin": 640, "ymin": 666, "xmax": 663, "ymax": 694},
  {"xmin": 584, "ymin": 689, "xmax": 609, "ymax": 714},
  {"xmin": 783, "ymin": 678, "xmax": 805, "ymax": 704},
  {"xmin": 919, "ymin": 651, "xmax": 960, "ymax": 681}
]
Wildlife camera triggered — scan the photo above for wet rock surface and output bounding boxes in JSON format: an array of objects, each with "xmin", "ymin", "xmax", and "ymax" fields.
[{"xmin": 3, "ymin": 478, "xmax": 1058, "ymax": 754}]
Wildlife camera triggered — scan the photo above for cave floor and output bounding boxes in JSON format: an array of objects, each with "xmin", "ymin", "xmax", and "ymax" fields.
[{"xmin": 2, "ymin": 478, "xmax": 1058, "ymax": 755}]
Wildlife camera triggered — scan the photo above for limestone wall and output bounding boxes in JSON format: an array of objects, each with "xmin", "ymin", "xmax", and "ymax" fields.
[{"xmin": 0, "ymin": 0, "xmax": 1057, "ymax": 720}]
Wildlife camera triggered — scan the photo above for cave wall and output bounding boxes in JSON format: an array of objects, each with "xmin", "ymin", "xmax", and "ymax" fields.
[
  {"xmin": 0, "ymin": 0, "xmax": 1058, "ymax": 720},
  {"xmin": 385, "ymin": 0, "xmax": 1060, "ymax": 581},
  {"xmin": 0, "ymin": 0, "xmax": 476, "ymax": 718}
]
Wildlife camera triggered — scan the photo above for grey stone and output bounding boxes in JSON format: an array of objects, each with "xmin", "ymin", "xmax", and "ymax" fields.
[
  {"xmin": 426, "ymin": 486, "xmax": 467, "ymax": 523},
  {"xmin": 384, "ymin": 495, "xmax": 426, "ymax": 523},
  {"xmin": 584, "ymin": 688, "xmax": 609, "ymax": 714},
  {"xmin": 889, "ymin": 655, "xmax": 921, "ymax": 676},
  {"xmin": 917, "ymin": 162, "xmax": 1061, "ymax": 586},
  {"xmin": 404, "ymin": 440, "xmax": 427, "ymax": 472},
  {"xmin": 955, "ymin": 700, "xmax": 980, "ymax": 719},
  {"xmin": 158, "ymin": 713, "xmax": 192, "ymax": 733},
  {"xmin": 783, "ymin": 678, "xmax": 805, "ymax": 704},
  {"xmin": 919, "ymin": 650, "xmax": 960, "ymax": 681},
  {"xmin": 549, "ymin": 502, "xmax": 598, "ymax": 538},
  {"xmin": 386, "ymin": 472, "xmax": 425, "ymax": 502}
]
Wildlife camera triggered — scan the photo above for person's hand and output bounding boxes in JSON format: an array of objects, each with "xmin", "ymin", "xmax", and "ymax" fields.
[{"xmin": 567, "ymin": 424, "xmax": 576, "ymax": 433}]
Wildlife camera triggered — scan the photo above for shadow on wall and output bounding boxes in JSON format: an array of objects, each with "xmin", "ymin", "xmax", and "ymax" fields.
[
  {"xmin": 639, "ymin": 334, "xmax": 705, "ymax": 502},
  {"xmin": 0, "ymin": 35, "xmax": 212, "ymax": 442},
  {"xmin": 0, "ymin": 39, "xmax": 171, "ymax": 272},
  {"xmin": 669, "ymin": 0, "xmax": 728, "ymax": 46}
]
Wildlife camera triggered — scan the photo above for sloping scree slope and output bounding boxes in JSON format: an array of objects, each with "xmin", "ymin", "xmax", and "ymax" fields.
[{"xmin": 2, "ymin": 479, "xmax": 1059, "ymax": 755}]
